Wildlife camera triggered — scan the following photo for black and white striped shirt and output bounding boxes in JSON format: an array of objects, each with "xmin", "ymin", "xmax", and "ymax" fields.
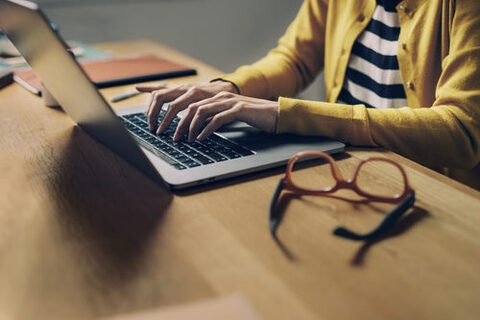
[{"xmin": 337, "ymin": 0, "xmax": 407, "ymax": 109}]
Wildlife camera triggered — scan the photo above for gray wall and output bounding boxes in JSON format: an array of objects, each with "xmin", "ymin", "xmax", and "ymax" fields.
[{"xmin": 36, "ymin": 0, "xmax": 325, "ymax": 100}]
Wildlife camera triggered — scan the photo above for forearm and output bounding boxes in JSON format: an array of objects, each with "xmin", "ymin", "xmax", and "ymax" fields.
[{"xmin": 277, "ymin": 98, "xmax": 480, "ymax": 169}]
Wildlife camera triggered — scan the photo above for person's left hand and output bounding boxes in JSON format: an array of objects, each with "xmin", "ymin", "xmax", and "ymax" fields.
[{"xmin": 173, "ymin": 91, "xmax": 279, "ymax": 142}]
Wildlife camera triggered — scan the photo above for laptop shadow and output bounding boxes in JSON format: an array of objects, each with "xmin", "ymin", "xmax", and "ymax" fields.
[{"xmin": 31, "ymin": 125, "xmax": 173, "ymax": 282}]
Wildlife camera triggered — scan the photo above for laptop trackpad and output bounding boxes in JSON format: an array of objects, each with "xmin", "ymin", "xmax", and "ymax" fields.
[{"xmin": 216, "ymin": 122, "xmax": 319, "ymax": 152}]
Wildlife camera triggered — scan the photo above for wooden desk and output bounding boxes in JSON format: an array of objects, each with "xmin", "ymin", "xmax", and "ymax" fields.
[{"xmin": 1, "ymin": 40, "xmax": 479, "ymax": 320}]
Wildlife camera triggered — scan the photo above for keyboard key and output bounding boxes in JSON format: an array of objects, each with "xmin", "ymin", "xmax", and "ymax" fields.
[
  {"xmin": 175, "ymin": 155, "xmax": 191, "ymax": 163},
  {"xmin": 184, "ymin": 160, "xmax": 201, "ymax": 168},
  {"xmin": 146, "ymin": 136, "xmax": 157, "ymax": 143},
  {"xmin": 124, "ymin": 114, "xmax": 136, "ymax": 120},
  {"xmin": 196, "ymin": 156, "xmax": 214, "ymax": 165},
  {"xmin": 223, "ymin": 151, "xmax": 242, "ymax": 159},
  {"xmin": 137, "ymin": 113, "xmax": 147, "ymax": 120},
  {"xmin": 152, "ymin": 140, "xmax": 167, "ymax": 149},
  {"xmin": 162, "ymin": 146, "xmax": 175, "ymax": 154},
  {"xmin": 168, "ymin": 150, "xmax": 182, "ymax": 158},
  {"xmin": 182, "ymin": 148, "xmax": 196, "ymax": 156},
  {"xmin": 207, "ymin": 152, "xmax": 228, "ymax": 162},
  {"xmin": 173, "ymin": 163, "xmax": 187, "ymax": 170}
]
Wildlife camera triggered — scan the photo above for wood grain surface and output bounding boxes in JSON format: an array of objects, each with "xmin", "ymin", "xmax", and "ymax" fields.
[{"xmin": 0, "ymin": 40, "xmax": 479, "ymax": 320}]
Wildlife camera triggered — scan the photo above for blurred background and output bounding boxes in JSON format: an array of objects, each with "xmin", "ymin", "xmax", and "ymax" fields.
[{"xmin": 33, "ymin": 0, "xmax": 325, "ymax": 100}]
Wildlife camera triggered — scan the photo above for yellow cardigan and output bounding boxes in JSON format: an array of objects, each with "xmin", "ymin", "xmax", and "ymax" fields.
[{"xmin": 219, "ymin": 0, "xmax": 480, "ymax": 189}]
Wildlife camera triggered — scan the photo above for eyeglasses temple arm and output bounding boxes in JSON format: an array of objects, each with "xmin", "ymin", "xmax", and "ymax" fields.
[
  {"xmin": 269, "ymin": 178, "xmax": 285, "ymax": 236},
  {"xmin": 333, "ymin": 192, "xmax": 416, "ymax": 241}
]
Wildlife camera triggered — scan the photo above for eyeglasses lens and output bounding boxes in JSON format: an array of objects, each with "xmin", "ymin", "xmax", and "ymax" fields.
[
  {"xmin": 356, "ymin": 160, "xmax": 406, "ymax": 197},
  {"xmin": 290, "ymin": 155, "xmax": 337, "ymax": 191}
]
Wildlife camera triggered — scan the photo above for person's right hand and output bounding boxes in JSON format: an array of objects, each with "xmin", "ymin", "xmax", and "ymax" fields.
[{"xmin": 136, "ymin": 81, "xmax": 238, "ymax": 134}]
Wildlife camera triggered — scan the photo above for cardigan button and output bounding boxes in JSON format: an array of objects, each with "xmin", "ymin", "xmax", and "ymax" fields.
[
  {"xmin": 401, "ymin": 42, "xmax": 407, "ymax": 50},
  {"xmin": 358, "ymin": 14, "xmax": 365, "ymax": 22},
  {"xmin": 406, "ymin": 81, "xmax": 415, "ymax": 90},
  {"xmin": 399, "ymin": 4, "xmax": 409, "ymax": 14}
]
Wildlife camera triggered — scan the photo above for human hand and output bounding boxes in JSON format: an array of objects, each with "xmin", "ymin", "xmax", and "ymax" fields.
[
  {"xmin": 136, "ymin": 81, "xmax": 238, "ymax": 133},
  {"xmin": 172, "ymin": 91, "xmax": 279, "ymax": 142}
]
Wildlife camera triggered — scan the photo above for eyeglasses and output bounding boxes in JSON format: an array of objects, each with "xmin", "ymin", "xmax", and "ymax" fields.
[{"xmin": 269, "ymin": 151, "xmax": 415, "ymax": 241}]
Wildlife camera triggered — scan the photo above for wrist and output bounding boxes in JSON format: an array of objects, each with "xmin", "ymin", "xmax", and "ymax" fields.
[
  {"xmin": 212, "ymin": 80, "xmax": 239, "ymax": 94},
  {"xmin": 269, "ymin": 101, "xmax": 279, "ymax": 133}
]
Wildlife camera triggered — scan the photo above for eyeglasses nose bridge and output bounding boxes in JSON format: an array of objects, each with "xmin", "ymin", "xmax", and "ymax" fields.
[{"xmin": 335, "ymin": 178, "xmax": 356, "ymax": 190}]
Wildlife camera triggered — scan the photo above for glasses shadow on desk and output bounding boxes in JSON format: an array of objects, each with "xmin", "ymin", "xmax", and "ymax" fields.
[
  {"xmin": 350, "ymin": 206, "xmax": 429, "ymax": 267},
  {"xmin": 271, "ymin": 193, "xmax": 429, "ymax": 263},
  {"xmin": 29, "ymin": 126, "xmax": 173, "ymax": 282},
  {"xmin": 270, "ymin": 193, "xmax": 303, "ymax": 261}
]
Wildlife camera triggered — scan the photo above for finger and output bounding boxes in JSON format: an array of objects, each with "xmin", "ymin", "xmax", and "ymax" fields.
[
  {"xmin": 158, "ymin": 87, "xmax": 204, "ymax": 135},
  {"xmin": 156, "ymin": 103, "xmax": 178, "ymax": 134},
  {"xmin": 196, "ymin": 107, "xmax": 240, "ymax": 141},
  {"xmin": 146, "ymin": 90, "xmax": 167, "ymax": 131},
  {"xmin": 187, "ymin": 102, "xmax": 232, "ymax": 142},
  {"xmin": 135, "ymin": 84, "xmax": 168, "ymax": 92},
  {"xmin": 173, "ymin": 105, "xmax": 197, "ymax": 141},
  {"xmin": 173, "ymin": 95, "xmax": 226, "ymax": 141},
  {"xmin": 147, "ymin": 88, "xmax": 181, "ymax": 131},
  {"xmin": 177, "ymin": 91, "xmax": 236, "ymax": 140},
  {"xmin": 190, "ymin": 90, "xmax": 235, "ymax": 107}
]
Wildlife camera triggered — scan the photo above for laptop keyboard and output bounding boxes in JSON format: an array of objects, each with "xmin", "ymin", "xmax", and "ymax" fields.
[{"xmin": 120, "ymin": 111, "xmax": 254, "ymax": 170}]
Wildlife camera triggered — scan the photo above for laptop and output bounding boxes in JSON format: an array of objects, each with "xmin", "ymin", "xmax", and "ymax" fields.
[{"xmin": 0, "ymin": 0, "xmax": 345, "ymax": 190}]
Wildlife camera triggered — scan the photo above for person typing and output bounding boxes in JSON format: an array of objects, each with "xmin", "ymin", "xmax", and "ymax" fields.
[{"xmin": 137, "ymin": 0, "xmax": 480, "ymax": 190}]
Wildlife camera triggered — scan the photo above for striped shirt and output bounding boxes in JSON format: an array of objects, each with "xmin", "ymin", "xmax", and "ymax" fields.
[{"xmin": 337, "ymin": 0, "xmax": 407, "ymax": 109}]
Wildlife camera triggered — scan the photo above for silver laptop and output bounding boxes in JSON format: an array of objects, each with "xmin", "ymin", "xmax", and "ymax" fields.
[{"xmin": 0, "ymin": 0, "xmax": 344, "ymax": 190}]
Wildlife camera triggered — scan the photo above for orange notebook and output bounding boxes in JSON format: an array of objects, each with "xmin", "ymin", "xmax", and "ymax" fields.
[{"xmin": 14, "ymin": 54, "xmax": 196, "ymax": 96}]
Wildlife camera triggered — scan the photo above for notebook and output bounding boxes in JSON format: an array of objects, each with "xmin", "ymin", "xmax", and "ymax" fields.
[
  {"xmin": 14, "ymin": 54, "xmax": 196, "ymax": 95},
  {"xmin": 0, "ymin": 0, "xmax": 345, "ymax": 190}
]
